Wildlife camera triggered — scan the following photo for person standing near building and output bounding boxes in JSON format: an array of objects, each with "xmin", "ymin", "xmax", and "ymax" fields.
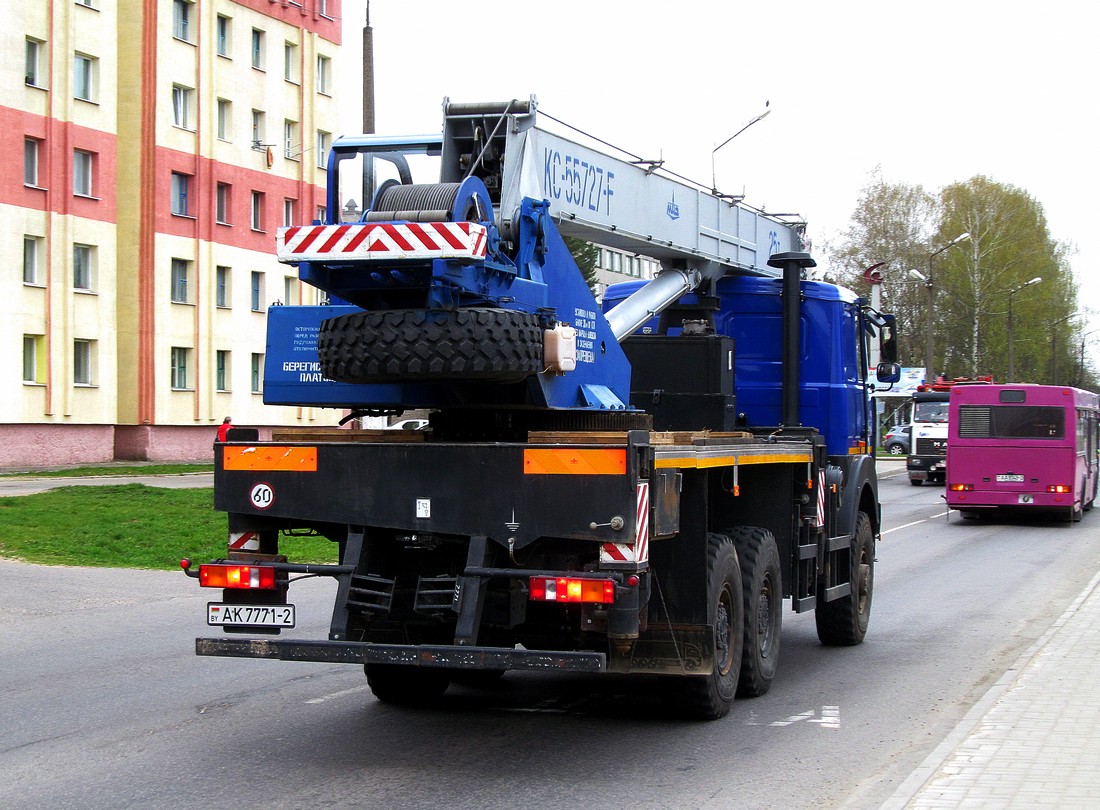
[{"xmin": 216, "ymin": 417, "xmax": 232, "ymax": 443}]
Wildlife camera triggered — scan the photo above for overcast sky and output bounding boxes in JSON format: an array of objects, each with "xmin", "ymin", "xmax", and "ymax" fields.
[{"xmin": 339, "ymin": 0, "xmax": 1099, "ymax": 353}]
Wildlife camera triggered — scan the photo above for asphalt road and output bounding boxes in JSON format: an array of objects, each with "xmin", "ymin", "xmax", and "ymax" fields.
[{"xmin": 3, "ymin": 459, "xmax": 1099, "ymax": 809}]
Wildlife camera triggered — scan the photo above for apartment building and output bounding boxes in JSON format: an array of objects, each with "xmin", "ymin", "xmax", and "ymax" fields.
[{"xmin": 4, "ymin": 0, "xmax": 342, "ymax": 466}]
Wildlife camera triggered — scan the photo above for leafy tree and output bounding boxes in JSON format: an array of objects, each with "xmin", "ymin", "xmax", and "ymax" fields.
[
  {"xmin": 937, "ymin": 177, "xmax": 1076, "ymax": 382},
  {"xmin": 564, "ymin": 236, "xmax": 601, "ymax": 295},
  {"xmin": 828, "ymin": 167, "xmax": 936, "ymax": 364}
]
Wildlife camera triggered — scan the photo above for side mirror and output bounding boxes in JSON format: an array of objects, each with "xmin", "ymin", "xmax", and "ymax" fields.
[
  {"xmin": 876, "ymin": 362, "xmax": 901, "ymax": 384},
  {"xmin": 878, "ymin": 313, "xmax": 898, "ymax": 365}
]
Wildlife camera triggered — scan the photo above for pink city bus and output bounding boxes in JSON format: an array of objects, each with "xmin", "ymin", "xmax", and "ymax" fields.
[{"xmin": 946, "ymin": 384, "xmax": 1100, "ymax": 521}]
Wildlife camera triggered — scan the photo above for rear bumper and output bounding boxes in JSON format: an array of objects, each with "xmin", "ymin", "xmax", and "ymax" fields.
[{"xmin": 195, "ymin": 637, "xmax": 606, "ymax": 673}]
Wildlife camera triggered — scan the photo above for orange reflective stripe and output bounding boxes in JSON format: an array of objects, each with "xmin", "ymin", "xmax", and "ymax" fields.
[
  {"xmin": 523, "ymin": 448, "xmax": 627, "ymax": 475},
  {"xmin": 223, "ymin": 446, "xmax": 318, "ymax": 472}
]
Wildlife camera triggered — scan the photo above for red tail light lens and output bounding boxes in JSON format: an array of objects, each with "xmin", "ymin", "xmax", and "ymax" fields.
[
  {"xmin": 949, "ymin": 483, "xmax": 974, "ymax": 492},
  {"xmin": 529, "ymin": 577, "xmax": 615, "ymax": 604},
  {"xmin": 199, "ymin": 564, "xmax": 277, "ymax": 590},
  {"xmin": 1048, "ymin": 484, "xmax": 1072, "ymax": 494}
]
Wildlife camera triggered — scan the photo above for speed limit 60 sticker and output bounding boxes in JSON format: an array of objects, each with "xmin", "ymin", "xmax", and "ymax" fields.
[{"xmin": 250, "ymin": 483, "xmax": 275, "ymax": 509}]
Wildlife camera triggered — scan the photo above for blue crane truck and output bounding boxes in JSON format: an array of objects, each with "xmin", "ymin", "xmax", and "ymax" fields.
[{"xmin": 183, "ymin": 97, "xmax": 900, "ymax": 720}]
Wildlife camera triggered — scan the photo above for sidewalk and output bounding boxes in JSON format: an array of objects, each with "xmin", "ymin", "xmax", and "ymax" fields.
[{"xmin": 883, "ymin": 570, "xmax": 1100, "ymax": 808}]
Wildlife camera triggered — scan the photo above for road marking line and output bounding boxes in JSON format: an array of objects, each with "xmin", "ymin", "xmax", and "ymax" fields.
[
  {"xmin": 305, "ymin": 685, "xmax": 371, "ymax": 704},
  {"xmin": 883, "ymin": 512, "xmax": 950, "ymax": 536}
]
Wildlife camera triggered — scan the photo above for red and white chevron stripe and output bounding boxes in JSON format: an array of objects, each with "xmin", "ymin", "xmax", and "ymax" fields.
[
  {"xmin": 599, "ymin": 482, "xmax": 650, "ymax": 565},
  {"xmin": 276, "ymin": 222, "xmax": 488, "ymax": 263},
  {"xmin": 816, "ymin": 469, "xmax": 826, "ymax": 527}
]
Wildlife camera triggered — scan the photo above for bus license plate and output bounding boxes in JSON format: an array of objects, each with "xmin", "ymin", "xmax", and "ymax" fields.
[
  {"xmin": 207, "ymin": 603, "xmax": 295, "ymax": 627},
  {"xmin": 996, "ymin": 474, "xmax": 1025, "ymax": 483}
]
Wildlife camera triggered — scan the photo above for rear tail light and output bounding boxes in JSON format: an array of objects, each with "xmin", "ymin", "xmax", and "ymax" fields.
[
  {"xmin": 199, "ymin": 563, "xmax": 277, "ymax": 590},
  {"xmin": 529, "ymin": 577, "xmax": 615, "ymax": 604},
  {"xmin": 949, "ymin": 483, "xmax": 974, "ymax": 492},
  {"xmin": 1047, "ymin": 484, "xmax": 1072, "ymax": 494}
]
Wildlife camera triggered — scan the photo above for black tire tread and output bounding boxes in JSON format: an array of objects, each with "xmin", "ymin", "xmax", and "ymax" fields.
[
  {"xmin": 727, "ymin": 526, "xmax": 782, "ymax": 698},
  {"xmin": 319, "ymin": 308, "xmax": 544, "ymax": 383},
  {"xmin": 815, "ymin": 512, "xmax": 874, "ymax": 646}
]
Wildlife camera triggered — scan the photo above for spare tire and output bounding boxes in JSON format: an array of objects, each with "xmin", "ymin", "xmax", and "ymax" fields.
[{"xmin": 318, "ymin": 308, "xmax": 544, "ymax": 383}]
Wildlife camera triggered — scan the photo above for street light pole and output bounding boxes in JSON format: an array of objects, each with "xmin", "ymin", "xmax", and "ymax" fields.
[
  {"xmin": 711, "ymin": 103, "xmax": 771, "ymax": 197},
  {"xmin": 1007, "ymin": 276, "xmax": 1042, "ymax": 381},
  {"xmin": 911, "ymin": 232, "xmax": 971, "ymax": 385}
]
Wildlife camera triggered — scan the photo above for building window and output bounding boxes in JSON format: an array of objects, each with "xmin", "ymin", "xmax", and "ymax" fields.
[
  {"xmin": 171, "ymin": 172, "xmax": 191, "ymax": 216},
  {"xmin": 74, "ymin": 53, "xmax": 96, "ymax": 102},
  {"xmin": 316, "ymin": 130, "xmax": 331, "ymax": 169},
  {"xmin": 24, "ymin": 236, "xmax": 42, "ymax": 285},
  {"xmin": 251, "ymin": 28, "xmax": 265, "ymax": 70},
  {"xmin": 172, "ymin": 0, "xmax": 193, "ymax": 42},
  {"xmin": 251, "ymin": 109, "xmax": 266, "ymax": 147},
  {"xmin": 316, "ymin": 54, "xmax": 331, "ymax": 95},
  {"xmin": 24, "ymin": 138, "xmax": 40, "ymax": 186},
  {"xmin": 251, "ymin": 353, "xmax": 263, "ymax": 393},
  {"xmin": 73, "ymin": 243, "xmax": 94, "ymax": 290},
  {"xmin": 171, "ymin": 347, "xmax": 192, "ymax": 390},
  {"xmin": 216, "ymin": 266, "xmax": 231, "ymax": 308},
  {"xmin": 74, "ymin": 150, "xmax": 93, "ymax": 196},
  {"xmin": 216, "ymin": 98, "xmax": 231, "ymax": 141},
  {"xmin": 284, "ymin": 42, "xmax": 298, "ymax": 83},
  {"xmin": 26, "ymin": 38, "xmax": 44, "ymax": 86},
  {"xmin": 216, "ymin": 350, "xmax": 230, "ymax": 392},
  {"xmin": 316, "ymin": 205, "xmax": 326, "ymax": 224},
  {"xmin": 172, "ymin": 85, "xmax": 194, "ymax": 129},
  {"xmin": 216, "ymin": 183, "xmax": 231, "ymax": 224},
  {"xmin": 283, "ymin": 198, "xmax": 296, "ymax": 227},
  {"xmin": 251, "ymin": 271, "xmax": 264, "ymax": 311},
  {"xmin": 284, "ymin": 276, "xmax": 300, "ymax": 306},
  {"xmin": 318, "ymin": 0, "xmax": 329, "ymax": 17},
  {"xmin": 216, "ymin": 14, "xmax": 231, "ymax": 56},
  {"xmin": 284, "ymin": 120, "xmax": 298, "ymax": 159},
  {"xmin": 23, "ymin": 335, "xmax": 45, "ymax": 384},
  {"xmin": 170, "ymin": 258, "xmax": 190, "ymax": 303},
  {"xmin": 74, "ymin": 340, "xmax": 94, "ymax": 386},
  {"xmin": 250, "ymin": 191, "xmax": 264, "ymax": 231}
]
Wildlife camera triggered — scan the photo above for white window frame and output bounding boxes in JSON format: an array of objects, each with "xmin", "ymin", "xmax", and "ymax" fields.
[
  {"xmin": 74, "ymin": 150, "xmax": 93, "ymax": 196},
  {"xmin": 172, "ymin": 85, "xmax": 194, "ymax": 130},
  {"xmin": 73, "ymin": 243, "xmax": 94, "ymax": 291},
  {"xmin": 74, "ymin": 53, "xmax": 96, "ymax": 102},
  {"xmin": 283, "ymin": 198, "xmax": 296, "ymax": 227},
  {"xmin": 216, "ymin": 183, "xmax": 230, "ymax": 224},
  {"xmin": 23, "ymin": 335, "xmax": 45, "ymax": 384},
  {"xmin": 316, "ymin": 130, "xmax": 330, "ymax": 169},
  {"xmin": 24, "ymin": 138, "xmax": 40, "ymax": 186},
  {"xmin": 284, "ymin": 41, "xmax": 299, "ymax": 83},
  {"xmin": 216, "ymin": 350, "xmax": 230, "ymax": 392},
  {"xmin": 173, "ymin": 0, "xmax": 193, "ymax": 43},
  {"xmin": 171, "ymin": 347, "xmax": 193, "ymax": 390},
  {"xmin": 26, "ymin": 38, "xmax": 44, "ymax": 87},
  {"xmin": 216, "ymin": 266, "xmax": 231, "ymax": 308},
  {"xmin": 284, "ymin": 120, "xmax": 298, "ymax": 160},
  {"xmin": 251, "ymin": 353, "xmax": 263, "ymax": 393},
  {"xmin": 251, "ymin": 28, "xmax": 265, "ymax": 70},
  {"xmin": 74, "ymin": 339, "xmax": 94, "ymax": 386},
  {"xmin": 316, "ymin": 54, "xmax": 331, "ymax": 95},
  {"xmin": 250, "ymin": 191, "xmax": 264, "ymax": 231},
  {"xmin": 217, "ymin": 98, "xmax": 231, "ymax": 141},
  {"xmin": 170, "ymin": 258, "xmax": 190, "ymax": 303},
  {"xmin": 250, "ymin": 271, "xmax": 264, "ymax": 312},
  {"xmin": 216, "ymin": 15, "xmax": 231, "ymax": 57},
  {"xmin": 24, "ymin": 236, "xmax": 42, "ymax": 285},
  {"xmin": 171, "ymin": 172, "xmax": 191, "ymax": 216}
]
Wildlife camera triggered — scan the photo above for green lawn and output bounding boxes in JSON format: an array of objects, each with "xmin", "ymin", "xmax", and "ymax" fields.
[{"xmin": 0, "ymin": 484, "xmax": 338, "ymax": 569}]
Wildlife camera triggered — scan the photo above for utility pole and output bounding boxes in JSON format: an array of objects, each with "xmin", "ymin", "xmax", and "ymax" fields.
[{"xmin": 362, "ymin": 2, "xmax": 375, "ymax": 134}]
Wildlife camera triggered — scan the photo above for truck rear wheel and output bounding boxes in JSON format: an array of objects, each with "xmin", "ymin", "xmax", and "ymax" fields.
[
  {"xmin": 365, "ymin": 664, "xmax": 450, "ymax": 705},
  {"xmin": 318, "ymin": 308, "xmax": 544, "ymax": 383},
  {"xmin": 815, "ymin": 512, "xmax": 874, "ymax": 646},
  {"xmin": 728, "ymin": 526, "xmax": 782, "ymax": 697},
  {"xmin": 679, "ymin": 533, "xmax": 744, "ymax": 720}
]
